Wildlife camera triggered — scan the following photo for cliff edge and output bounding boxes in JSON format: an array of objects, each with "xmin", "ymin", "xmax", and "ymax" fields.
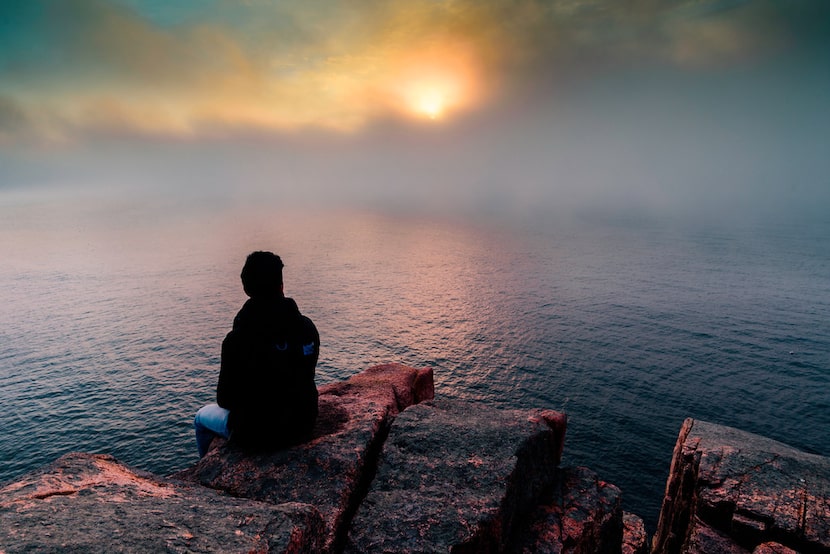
[
  {"xmin": 1, "ymin": 364, "xmax": 825, "ymax": 553},
  {"xmin": 652, "ymin": 418, "xmax": 829, "ymax": 554}
]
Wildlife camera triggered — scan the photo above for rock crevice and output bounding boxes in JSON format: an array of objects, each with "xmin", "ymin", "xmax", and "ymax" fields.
[
  {"xmin": 174, "ymin": 363, "xmax": 435, "ymax": 553},
  {"xmin": 652, "ymin": 417, "xmax": 830, "ymax": 554},
  {"xmin": 345, "ymin": 399, "xmax": 570, "ymax": 553}
]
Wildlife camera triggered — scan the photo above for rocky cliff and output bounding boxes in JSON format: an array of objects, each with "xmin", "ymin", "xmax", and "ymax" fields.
[
  {"xmin": 652, "ymin": 418, "xmax": 829, "ymax": 554},
  {"xmin": 0, "ymin": 363, "xmax": 826, "ymax": 553}
]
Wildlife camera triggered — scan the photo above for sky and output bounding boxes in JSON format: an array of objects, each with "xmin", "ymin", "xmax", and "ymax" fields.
[{"xmin": 1, "ymin": 0, "xmax": 829, "ymax": 222}]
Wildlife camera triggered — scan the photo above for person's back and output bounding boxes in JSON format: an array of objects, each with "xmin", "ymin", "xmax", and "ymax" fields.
[
  {"xmin": 218, "ymin": 294, "xmax": 319, "ymax": 450},
  {"xmin": 194, "ymin": 251, "xmax": 319, "ymax": 457}
]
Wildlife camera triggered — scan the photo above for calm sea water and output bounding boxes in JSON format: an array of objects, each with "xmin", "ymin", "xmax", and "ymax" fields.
[{"xmin": 1, "ymin": 194, "xmax": 828, "ymax": 531}]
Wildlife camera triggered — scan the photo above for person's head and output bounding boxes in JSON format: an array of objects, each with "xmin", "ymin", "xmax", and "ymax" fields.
[{"xmin": 240, "ymin": 251, "xmax": 284, "ymax": 298}]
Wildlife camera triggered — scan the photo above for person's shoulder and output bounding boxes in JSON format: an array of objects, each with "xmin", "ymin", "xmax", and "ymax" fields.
[
  {"xmin": 300, "ymin": 314, "xmax": 317, "ymax": 334},
  {"xmin": 232, "ymin": 299, "xmax": 256, "ymax": 329},
  {"xmin": 282, "ymin": 297, "xmax": 300, "ymax": 313},
  {"xmin": 221, "ymin": 327, "xmax": 242, "ymax": 352},
  {"xmin": 285, "ymin": 298, "xmax": 318, "ymax": 337}
]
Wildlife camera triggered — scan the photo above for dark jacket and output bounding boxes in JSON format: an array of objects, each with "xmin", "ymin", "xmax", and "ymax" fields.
[{"xmin": 217, "ymin": 295, "xmax": 319, "ymax": 451}]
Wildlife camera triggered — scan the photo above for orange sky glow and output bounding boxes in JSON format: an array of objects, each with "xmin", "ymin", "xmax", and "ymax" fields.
[
  {"xmin": 1, "ymin": 0, "xmax": 828, "ymax": 150},
  {"xmin": 0, "ymin": 1, "xmax": 510, "ymax": 142}
]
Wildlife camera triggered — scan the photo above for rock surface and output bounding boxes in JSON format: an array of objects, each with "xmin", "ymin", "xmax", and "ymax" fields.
[
  {"xmin": 516, "ymin": 465, "xmax": 624, "ymax": 554},
  {"xmin": 652, "ymin": 418, "xmax": 830, "ymax": 554},
  {"xmin": 174, "ymin": 363, "xmax": 434, "ymax": 553},
  {"xmin": 753, "ymin": 541, "xmax": 800, "ymax": 554},
  {"xmin": 345, "ymin": 399, "xmax": 567, "ymax": 553},
  {"xmin": 9, "ymin": 365, "xmax": 826, "ymax": 553},
  {"xmin": 0, "ymin": 452, "xmax": 324, "ymax": 553},
  {"xmin": 622, "ymin": 512, "xmax": 649, "ymax": 554}
]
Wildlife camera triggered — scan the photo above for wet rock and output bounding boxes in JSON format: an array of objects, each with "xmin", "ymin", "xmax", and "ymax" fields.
[
  {"xmin": 0, "ymin": 452, "xmax": 323, "ymax": 553},
  {"xmin": 174, "ymin": 363, "xmax": 434, "ymax": 553},
  {"xmin": 652, "ymin": 418, "xmax": 830, "ymax": 554},
  {"xmin": 345, "ymin": 399, "xmax": 567, "ymax": 553},
  {"xmin": 517, "ymin": 466, "xmax": 623, "ymax": 554}
]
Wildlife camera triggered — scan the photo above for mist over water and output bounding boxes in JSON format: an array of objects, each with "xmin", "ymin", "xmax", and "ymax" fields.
[
  {"xmin": 1, "ymin": 194, "xmax": 828, "ymax": 531},
  {"xmin": 4, "ymin": 40, "xmax": 830, "ymax": 226}
]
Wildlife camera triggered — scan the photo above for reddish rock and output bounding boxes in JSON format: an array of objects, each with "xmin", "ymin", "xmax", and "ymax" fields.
[
  {"xmin": 345, "ymin": 399, "xmax": 567, "ymax": 553},
  {"xmin": 652, "ymin": 418, "xmax": 830, "ymax": 554},
  {"xmin": 174, "ymin": 363, "xmax": 434, "ymax": 553},
  {"xmin": 0, "ymin": 452, "xmax": 323, "ymax": 553},
  {"xmin": 622, "ymin": 512, "xmax": 648, "ymax": 554},
  {"xmin": 3, "ymin": 362, "xmax": 659, "ymax": 553},
  {"xmin": 753, "ymin": 541, "xmax": 799, "ymax": 554},
  {"xmin": 680, "ymin": 516, "xmax": 753, "ymax": 553},
  {"xmin": 517, "ymin": 466, "xmax": 624, "ymax": 553}
]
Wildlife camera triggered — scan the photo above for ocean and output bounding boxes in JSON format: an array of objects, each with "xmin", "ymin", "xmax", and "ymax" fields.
[{"xmin": 1, "ymin": 194, "xmax": 828, "ymax": 531}]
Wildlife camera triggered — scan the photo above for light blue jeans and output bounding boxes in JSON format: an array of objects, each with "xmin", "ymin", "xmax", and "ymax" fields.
[{"xmin": 194, "ymin": 403, "xmax": 231, "ymax": 458}]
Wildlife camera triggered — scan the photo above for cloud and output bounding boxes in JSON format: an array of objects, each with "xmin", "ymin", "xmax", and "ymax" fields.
[
  {"xmin": 0, "ymin": 0, "xmax": 827, "ymax": 144},
  {"xmin": 0, "ymin": 96, "xmax": 27, "ymax": 144}
]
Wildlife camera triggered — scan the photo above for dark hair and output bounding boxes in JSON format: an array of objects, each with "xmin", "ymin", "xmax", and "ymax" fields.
[{"xmin": 240, "ymin": 251, "xmax": 284, "ymax": 298}]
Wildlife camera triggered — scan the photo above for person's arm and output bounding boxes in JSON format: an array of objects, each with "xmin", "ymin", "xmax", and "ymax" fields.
[
  {"xmin": 216, "ymin": 331, "xmax": 240, "ymax": 409},
  {"xmin": 300, "ymin": 316, "xmax": 320, "ymax": 379}
]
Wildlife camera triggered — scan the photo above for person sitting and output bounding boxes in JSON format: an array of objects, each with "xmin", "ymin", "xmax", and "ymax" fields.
[{"xmin": 194, "ymin": 251, "xmax": 319, "ymax": 457}]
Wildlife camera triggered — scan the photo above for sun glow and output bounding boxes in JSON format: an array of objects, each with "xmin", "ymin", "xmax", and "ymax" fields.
[
  {"xmin": 414, "ymin": 90, "xmax": 447, "ymax": 119},
  {"xmin": 399, "ymin": 74, "xmax": 469, "ymax": 122},
  {"xmin": 392, "ymin": 43, "xmax": 480, "ymax": 122}
]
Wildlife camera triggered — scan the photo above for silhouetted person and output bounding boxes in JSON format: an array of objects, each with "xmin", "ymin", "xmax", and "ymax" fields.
[{"xmin": 194, "ymin": 251, "xmax": 319, "ymax": 457}]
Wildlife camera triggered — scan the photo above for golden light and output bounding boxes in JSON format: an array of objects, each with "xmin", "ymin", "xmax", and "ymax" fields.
[
  {"xmin": 390, "ymin": 42, "xmax": 481, "ymax": 122},
  {"xmin": 397, "ymin": 71, "xmax": 469, "ymax": 122},
  {"xmin": 416, "ymin": 91, "xmax": 445, "ymax": 119}
]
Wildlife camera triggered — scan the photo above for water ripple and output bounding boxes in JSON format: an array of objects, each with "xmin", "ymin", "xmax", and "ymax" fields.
[{"xmin": 1, "ymin": 210, "xmax": 828, "ymax": 533}]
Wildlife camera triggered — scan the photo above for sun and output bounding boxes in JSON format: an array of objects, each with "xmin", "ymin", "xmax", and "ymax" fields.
[
  {"xmin": 415, "ymin": 91, "xmax": 446, "ymax": 120},
  {"xmin": 390, "ymin": 43, "xmax": 480, "ymax": 123},
  {"xmin": 402, "ymin": 80, "xmax": 462, "ymax": 122}
]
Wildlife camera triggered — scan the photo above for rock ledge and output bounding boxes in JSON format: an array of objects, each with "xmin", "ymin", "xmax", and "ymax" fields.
[
  {"xmin": 1, "ymin": 366, "xmax": 827, "ymax": 553},
  {"xmin": 652, "ymin": 418, "xmax": 830, "ymax": 554}
]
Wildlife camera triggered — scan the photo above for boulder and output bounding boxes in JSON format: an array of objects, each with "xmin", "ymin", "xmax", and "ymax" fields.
[
  {"xmin": 622, "ymin": 512, "xmax": 649, "ymax": 554},
  {"xmin": 679, "ymin": 517, "xmax": 753, "ymax": 554},
  {"xmin": 517, "ymin": 466, "xmax": 624, "ymax": 553},
  {"xmin": 753, "ymin": 541, "xmax": 800, "ymax": 554},
  {"xmin": 345, "ymin": 399, "xmax": 568, "ymax": 553},
  {"xmin": 652, "ymin": 418, "xmax": 830, "ymax": 554},
  {"xmin": 2, "ymin": 362, "xmax": 652, "ymax": 553},
  {"xmin": 174, "ymin": 363, "xmax": 434, "ymax": 553},
  {"xmin": 0, "ymin": 452, "xmax": 323, "ymax": 553}
]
